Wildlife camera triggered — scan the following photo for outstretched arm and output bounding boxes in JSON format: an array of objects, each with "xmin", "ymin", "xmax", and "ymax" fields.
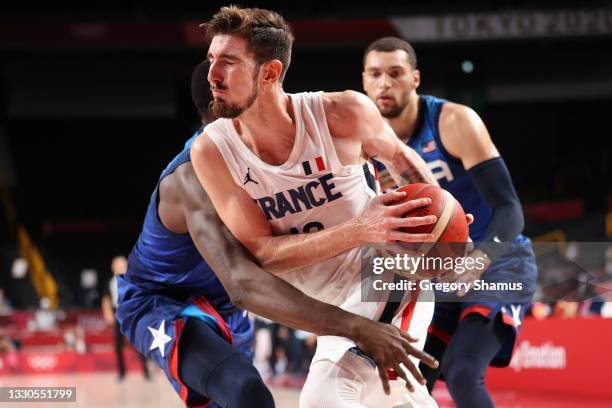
[{"xmin": 172, "ymin": 164, "xmax": 438, "ymax": 392}]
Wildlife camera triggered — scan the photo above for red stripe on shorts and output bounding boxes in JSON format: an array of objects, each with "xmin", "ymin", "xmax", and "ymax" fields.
[
  {"xmin": 387, "ymin": 286, "xmax": 421, "ymax": 381},
  {"xmin": 193, "ymin": 296, "xmax": 234, "ymax": 344},
  {"xmin": 460, "ymin": 305, "xmax": 493, "ymax": 321},
  {"xmin": 427, "ymin": 325, "xmax": 452, "ymax": 344},
  {"xmin": 400, "ymin": 286, "xmax": 420, "ymax": 332}
]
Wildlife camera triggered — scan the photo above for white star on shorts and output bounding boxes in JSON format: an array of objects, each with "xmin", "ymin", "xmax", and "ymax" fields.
[{"xmin": 148, "ymin": 320, "xmax": 172, "ymax": 358}]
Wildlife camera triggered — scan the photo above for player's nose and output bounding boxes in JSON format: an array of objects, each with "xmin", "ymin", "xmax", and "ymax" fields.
[
  {"xmin": 378, "ymin": 73, "xmax": 392, "ymax": 89},
  {"xmin": 207, "ymin": 60, "xmax": 223, "ymax": 84}
]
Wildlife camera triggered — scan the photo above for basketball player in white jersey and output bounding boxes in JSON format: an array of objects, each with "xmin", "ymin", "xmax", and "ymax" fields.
[{"xmin": 191, "ymin": 6, "xmax": 460, "ymax": 408}]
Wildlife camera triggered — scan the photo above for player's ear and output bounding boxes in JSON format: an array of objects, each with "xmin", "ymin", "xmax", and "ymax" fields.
[
  {"xmin": 413, "ymin": 69, "xmax": 421, "ymax": 89},
  {"xmin": 261, "ymin": 60, "xmax": 283, "ymax": 84}
]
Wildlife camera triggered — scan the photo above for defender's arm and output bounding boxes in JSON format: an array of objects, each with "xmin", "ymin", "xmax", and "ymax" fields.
[{"xmin": 172, "ymin": 163, "xmax": 438, "ymax": 392}]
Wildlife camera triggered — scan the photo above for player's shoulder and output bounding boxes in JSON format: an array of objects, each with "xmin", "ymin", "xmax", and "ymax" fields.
[
  {"xmin": 321, "ymin": 90, "xmax": 375, "ymax": 116},
  {"xmin": 439, "ymin": 101, "xmax": 483, "ymax": 131},
  {"xmin": 321, "ymin": 91, "xmax": 379, "ymax": 138},
  {"xmin": 160, "ymin": 161, "xmax": 196, "ymax": 201},
  {"xmin": 190, "ymin": 129, "xmax": 223, "ymax": 165},
  {"xmin": 190, "ymin": 129, "xmax": 211, "ymax": 153},
  {"xmin": 438, "ymin": 100, "xmax": 494, "ymax": 158}
]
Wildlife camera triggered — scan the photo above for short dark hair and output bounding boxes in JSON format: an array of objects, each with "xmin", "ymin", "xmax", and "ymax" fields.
[
  {"xmin": 190, "ymin": 60, "xmax": 212, "ymax": 120},
  {"xmin": 203, "ymin": 5, "xmax": 294, "ymax": 83},
  {"xmin": 363, "ymin": 37, "xmax": 417, "ymax": 69}
]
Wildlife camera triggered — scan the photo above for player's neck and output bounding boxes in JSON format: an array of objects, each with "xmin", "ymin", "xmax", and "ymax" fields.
[
  {"xmin": 233, "ymin": 89, "xmax": 296, "ymax": 165},
  {"xmin": 387, "ymin": 94, "xmax": 420, "ymax": 143}
]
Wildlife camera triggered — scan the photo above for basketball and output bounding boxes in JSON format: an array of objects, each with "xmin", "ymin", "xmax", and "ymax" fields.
[{"xmin": 396, "ymin": 183, "xmax": 469, "ymax": 243}]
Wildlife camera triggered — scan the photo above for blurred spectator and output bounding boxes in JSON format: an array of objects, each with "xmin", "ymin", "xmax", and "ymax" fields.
[
  {"xmin": 252, "ymin": 315, "xmax": 314, "ymax": 384},
  {"xmin": 0, "ymin": 334, "xmax": 20, "ymax": 371},
  {"xmin": 77, "ymin": 268, "xmax": 99, "ymax": 307},
  {"xmin": 552, "ymin": 300, "xmax": 579, "ymax": 318},
  {"xmin": 295, "ymin": 330, "xmax": 317, "ymax": 373},
  {"xmin": 32, "ymin": 297, "xmax": 56, "ymax": 330},
  {"xmin": 102, "ymin": 255, "xmax": 150, "ymax": 381},
  {"xmin": 0, "ymin": 288, "xmax": 13, "ymax": 314},
  {"xmin": 252, "ymin": 317, "xmax": 273, "ymax": 380},
  {"xmin": 601, "ymin": 302, "xmax": 612, "ymax": 318},
  {"xmin": 62, "ymin": 326, "xmax": 87, "ymax": 355},
  {"xmin": 270, "ymin": 325, "xmax": 311, "ymax": 382},
  {"xmin": 529, "ymin": 302, "xmax": 552, "ymax": 320}
]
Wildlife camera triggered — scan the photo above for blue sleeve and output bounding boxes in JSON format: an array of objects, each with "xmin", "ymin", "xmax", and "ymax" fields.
[{"xmin": 467, "ymin": 157, "xmax": 524, "ymax": 260}]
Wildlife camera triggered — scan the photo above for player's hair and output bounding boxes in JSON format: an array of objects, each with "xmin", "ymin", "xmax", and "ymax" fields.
[
  {"xmin": 202, "ymin": 5, "xmax": 294, "ymax": 83},
  {"xmin": 191, "ymin": 59, "xmax": 212, "ymax": 120},
  {"xmin": 363, "ymin": 37, "xmax": 417, "ymax": 69}
]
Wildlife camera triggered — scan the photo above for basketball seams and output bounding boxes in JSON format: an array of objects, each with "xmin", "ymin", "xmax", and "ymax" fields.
[
  {"xmin": 430, "ymin": 190, "xmax": 453, "ymax": 241},
  {"xmin": 436, "ymin": 191, "xmax": 457, "ymax": 242},
  {"xmin": 404, "ymin": 183, "xmax": 429, "ymax": 201}
]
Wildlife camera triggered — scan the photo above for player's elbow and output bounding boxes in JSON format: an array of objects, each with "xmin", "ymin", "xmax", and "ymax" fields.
[
  {"xmin": 491, "ymin": 202, "xmax": 524, "ymax": 241},
  {"xmin": 226, "ymin": 274, "xmax": 260, "ymax": 309},
  {"xmin": 227, "ymin": 285, "xmax": 248, "ymax": 309},
  {"xmin": 248, "ymin": 239, "xmax": 286, "ymax": 274},
  {"xmin": 256, "ymin": 253, "xmax": 295, "ymax": 275},
  {"xmin": 509, "ymin": 202, "xmax": 525, "ymax": 237}
]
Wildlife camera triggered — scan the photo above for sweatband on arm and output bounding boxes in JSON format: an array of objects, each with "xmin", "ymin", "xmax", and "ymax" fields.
[{"xmin": 467, "ymin": 157, "xmax": 524, "ymax": 260}]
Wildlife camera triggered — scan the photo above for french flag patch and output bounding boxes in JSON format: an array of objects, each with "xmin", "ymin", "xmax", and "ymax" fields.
[{"xmin": 302, "ymin": 156, "xmax": 325, "ymax": 175}]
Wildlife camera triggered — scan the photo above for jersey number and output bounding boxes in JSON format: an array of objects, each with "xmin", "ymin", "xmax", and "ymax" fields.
[{"xmin": 290, "ymin": 221, "xmax": 325, "ymax": 234}]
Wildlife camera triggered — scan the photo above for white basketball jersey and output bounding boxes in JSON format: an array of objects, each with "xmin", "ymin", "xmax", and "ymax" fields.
[
  {"xmin": 206, "ymin": 92, "xmax": 435, "ymax": 366},
  {"xmin": 206, "ymin": 92, "xmax": 379, "ymax": 306}
]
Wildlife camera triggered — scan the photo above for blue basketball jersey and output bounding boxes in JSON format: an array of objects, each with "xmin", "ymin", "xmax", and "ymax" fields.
[
  {"xmin": 374, "ymin": 95, "xmax": 537, "ymax": 302},
  {"xmin": 125, "ymin": 129, "xmax": 231, "ymax": 310},
  {"xmin": 376, "ymin": 94, "xmax": 500, "ymax": 243},
  {"xmin": 409, "ymin": 95, "xmax": 495, "ymax": 242}
]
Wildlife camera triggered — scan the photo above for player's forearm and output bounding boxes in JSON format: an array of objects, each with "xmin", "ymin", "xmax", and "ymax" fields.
[
  {"xmin": 253, "ymin": 219, "xmax": 363, "ymax": 274},
  {"xmin": 233, "ymin": 267, "xmax": 367, "ymax": 338},
  {"xmin": 196, "ymin": 223, "xmax": 365, "ymax": 338},
  {"xmin": 390, "ymin": 146, "xmax": 439, "ymax": 186},
  {"xmin": 468, "ymin": 157, "xmax": 523, "ymax": 260}
]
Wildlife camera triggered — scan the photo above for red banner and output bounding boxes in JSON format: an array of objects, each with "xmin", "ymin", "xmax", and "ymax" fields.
[
  {"xmin": 487, "ymin": 317, "xmax": 612, "ymax": 398},
  {"xmin": 0, "ymin": 348, "xmax": 145, "ymax": 375}
]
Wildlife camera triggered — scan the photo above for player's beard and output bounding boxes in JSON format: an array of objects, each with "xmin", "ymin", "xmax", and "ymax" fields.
[
  {"xmin": 379, "ymin": 104, "xmax": 404, "ymax": 119},
  {"xmin": 210, "ymin": 70, "xmax": 259, "ymax": 119},
  {"xmin": 378, "ymin": 94, "xmax": 409, "ymax": 119}
]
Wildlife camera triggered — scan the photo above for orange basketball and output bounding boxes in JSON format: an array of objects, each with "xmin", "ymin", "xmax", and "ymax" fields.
[{"xmin": 396, "ymin": 183, "xmax": 469, "ymax": 243}]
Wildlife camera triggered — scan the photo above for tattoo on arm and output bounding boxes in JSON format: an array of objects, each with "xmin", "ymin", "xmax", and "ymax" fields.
[{"xmin": 399, "ymin": 162, "xmax": 430, "ymax": 184}]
